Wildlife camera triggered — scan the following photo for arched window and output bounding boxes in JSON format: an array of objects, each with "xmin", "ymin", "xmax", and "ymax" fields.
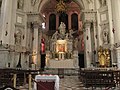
[
  {"xmin": 71, "ymin": 13, "xmax": 78, "ymax": 30},
  {"xmin": 59, "ymin": 13, "xmax": 68, "ymax": 31},
  {"xmin": 49, "ymin": 14, "xmax": 56, "ymax": 30},
  {"xmin": 0, "ymin": 0, "xmax": 2, "ymax": 9}
]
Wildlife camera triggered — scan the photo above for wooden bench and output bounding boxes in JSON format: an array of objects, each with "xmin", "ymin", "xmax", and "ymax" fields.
[{"xmin": 80, "ymin": 70, "xmax": 116, "ymax": 89}]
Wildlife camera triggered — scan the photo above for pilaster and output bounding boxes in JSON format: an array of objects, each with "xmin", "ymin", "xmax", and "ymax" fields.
[
  {"xmin": 111, "ymin": 0, "xmax": 120, "ymax": 68},
  {"xmin": 68, "ymin": 13, "xmax": 71, "ymax": 30},
  {"xmin": 111, "ymin": 0, "xmax": 120, "ymax": 44},
  {"xmin": 56, "ymin": 15, "xmax": 59, "ymax": 30},
  {"xmin": 115, "ymin": 48, "xmax": 120, "ymax": 69},
  {"xmin": 27, "ymin": 13, "xmax": 43, "ymax": 69},
  {"xmin": 84, "ymin": 22, "xmax": 92, "ymax": 68}
]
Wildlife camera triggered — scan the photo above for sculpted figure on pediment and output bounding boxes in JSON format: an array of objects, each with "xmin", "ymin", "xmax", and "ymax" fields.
[
  {"xmin": 52, "ymin": 30, "xmax": 59, "ymax": 41},
  {"xmin": 18, "ymin": 0, "xmax": 24, "ymax": 9},
  {"xmin": 31, "ymin": 0, "xmax": 39, "ymax": 6},
  {"xmin": 31, "ymin": 0, "xmax": 36, "ymax": 6},
  {"xmin": 69, "ymin": 29, "xmax": 73, "ymax": 39},
  {"xmin": 102, "ymin": 27, "xmax": 109, "ymax": 45},
  {"xmin": 15, "ymin": 30, "xmax": 22, "ymax": 45},
  {"xmin": 74, "ymin": 38, "xmax": 78, "ymax": 50},
  {"xmin": 99, "ymin": 0, "xmax": 106, "ymax": 7}
]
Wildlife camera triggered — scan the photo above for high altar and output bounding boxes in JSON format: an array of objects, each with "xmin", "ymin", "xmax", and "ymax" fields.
[{"xmin": 46, "ymin": 22, "xmax": 79, "ymax": 68}]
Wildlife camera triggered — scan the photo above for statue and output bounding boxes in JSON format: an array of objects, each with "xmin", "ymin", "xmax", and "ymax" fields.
[
  {"xmin": 31, "ymin": 0, "xmax": 36, "ymax": 6},
  {"xmin": 15, "ymin": 30, "xmax": 22, "ymax": 45},
  {"xmin": 31, "ymin": 0, "xmax": 39, "ymax": 6},
  {"xmin": 74, "ymin": 38, "xmax": 78, "ymax": 50},
  {"xmin": 102, "ymin": 29, "xmax": 109, "ymax": 44},
  {"xmin": 81, "ymin": 36, "xmax": 84, "ymax": 51},
  {"xmin": 99, "ymin": 0, "xmax": 106, "ymax": 7},
  {"xmin": 59, "ymin": 22, "xmax": 66, "ymax": 36},
  {"xmin": 65, "ymin": 33, "xmax": 69, "ymax": 40},
  {"xmin": 51, "ymin": 30, "xmax": 59, "ymax": 41},
  {"xmin": 69, "ymin": 29, "xmax": 73, "ymax": 39},
  {"xmin": 18, "ymin": 0, "xmax": 24, "ymax": 9}
]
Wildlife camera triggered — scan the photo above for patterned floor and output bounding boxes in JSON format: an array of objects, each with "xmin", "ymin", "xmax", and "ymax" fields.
[
  {"xmin": 59, "ymin": 76, "xmax": 84, "ymax": 90},
  {"xmin": 18, "ymin": 75, "xmax": 120, "ymax": 90},
  {"xmin": 59, "ymin": 76, "xmax": 119, "ymax": 90},
  {"xmin": 18, "ymin": 75, "xmax": 84, "ymax": 90}
]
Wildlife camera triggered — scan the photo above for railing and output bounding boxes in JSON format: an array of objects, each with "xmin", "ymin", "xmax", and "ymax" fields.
[
  {"xmin": 42, "ymin": 68, "xmax": 79, "ymax": 75},
  {"xmin": 1, "ymin": 68, "xmax": 120, "ymax": 90},
  {"xmin": 79, "ymin": 69, "xmax": 119, "ymax": 89},
  {"xmin": 0, "ymin": 68, "xmax": 80, "ymax": 89}
]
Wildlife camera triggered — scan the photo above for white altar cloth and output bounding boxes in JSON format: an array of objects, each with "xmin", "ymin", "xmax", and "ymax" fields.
[{"xmin": 34, "ymin": 75, "xmax": 59, "ymax": 90}]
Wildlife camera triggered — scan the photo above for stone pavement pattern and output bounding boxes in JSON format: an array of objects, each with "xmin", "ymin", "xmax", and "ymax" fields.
[{"xmin": 18, "ymin": 76, "xmax": 120, "ymax": 90}]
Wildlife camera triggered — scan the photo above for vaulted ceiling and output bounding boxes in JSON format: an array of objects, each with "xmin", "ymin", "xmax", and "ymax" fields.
[
  {"xmin": 40, "ymin": 0, "xmax": 80, "ymax": 14},
  {"xmin": 38, "ymin": 0, "xmax": 95, "ymax": 13}
]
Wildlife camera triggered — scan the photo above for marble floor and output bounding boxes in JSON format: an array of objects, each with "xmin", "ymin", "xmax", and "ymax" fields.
[
  {"xmin": 59, "ymin": 76, "xmax": 84, "ymax": 90},
  {"xmin": 18, "ymin": 75, "xmax": 120, "ymax": 90},
  {"xmin": 59, "ymin": 76, "xmax": 120, "ymax": 90}
]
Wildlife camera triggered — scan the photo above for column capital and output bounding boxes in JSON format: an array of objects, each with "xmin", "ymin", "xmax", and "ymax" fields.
[
  {"xmin": 27, "ymin": 12, "xmax": 44, "ymax": 21},
  {"xmin": 82, "ymin": 10, "xmax": 97, "ymax": 22},
  {"xmin": 27, "ymin": 21, "xmax": 41, "ymax": 29},
  {"xmin": 83, "ymin": 21, "xmax": 91, "ymax": 29}
]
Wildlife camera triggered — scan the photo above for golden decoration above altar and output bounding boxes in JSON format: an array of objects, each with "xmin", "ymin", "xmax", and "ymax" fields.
[
  {"xmin": 55, "ymin": 0, "xmax": 67, "ymax": 13},
  {"xmin": 98, "ymin": 46, "xmax": 110, "ymax": 67}
]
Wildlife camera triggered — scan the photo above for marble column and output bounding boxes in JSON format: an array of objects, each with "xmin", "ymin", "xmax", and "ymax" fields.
[
  {"xmin": 84, "ymin": 22, "xmax": 92, "ymax": 68},
  {"xmin": 111, "ymin": 0, "xmax": 120, "ymax": 68},
  {"xmin": 111, "ymin": 0, "xmax": 120, "ymax": 43},
  {"xmin": 93, "ymin": 22, "xmax": 98, "ymax": 50},
  {"xmin": 45, "ymin": 13, "xmax": 49, "ymax": 31},
  {"xmin": 107, "ymin": 0, "xmax": 115, "ymax": 65},
  {"xmin": 116, "ymin": 48, "xmax": 120, "ymax": 68},
  {"xmin": 0, "ymin": 0, "xmax": 13, "ymax": 43},
  {"xmin": 32, "ymin": 21, "xmax": 40, "ymax": 69},
  {"xmin": 93, "ymin": 22, "xmax": 98, "ymax": 64}
]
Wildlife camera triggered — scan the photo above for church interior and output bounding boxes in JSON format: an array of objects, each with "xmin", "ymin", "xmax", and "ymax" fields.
[{"xmin": 0, "ymin": 0, "xmax": 120, "ymax": 90}]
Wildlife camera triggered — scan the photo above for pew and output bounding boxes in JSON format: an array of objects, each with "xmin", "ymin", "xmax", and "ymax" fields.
[{"xmin": 80, "ymin": 70, "xmax": 116, "ymax": 89}]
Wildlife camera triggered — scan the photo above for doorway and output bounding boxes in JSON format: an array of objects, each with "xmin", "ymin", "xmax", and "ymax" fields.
[
  {"xmin": 78, "ymin": 54, "xmax": 84, "ymax": 68},
  {"xmin": 41, "ymin": 54, "xmax": 46, "ymax": 69}
]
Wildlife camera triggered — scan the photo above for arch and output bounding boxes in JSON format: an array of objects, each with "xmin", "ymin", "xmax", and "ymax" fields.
[
  {"xmin": 71, "ymin": 13, "xmax": 78, "ymax": 30},
  {"xmin": 0, "ymin": 0, "xmax": 2, "ymax": 8},
  {"xmin": 59, "ymin": 13, "xmax": 68, "ymax": 30},
  {"xmin": 38, "ymin": 0, "xmax": 85, "ymax": 13},
  {"xmin": 49, "ymin": 14, "xmax": 56, "ymax": 30}
]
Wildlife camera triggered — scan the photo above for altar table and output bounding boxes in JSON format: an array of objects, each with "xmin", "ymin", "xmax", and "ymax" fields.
[
  {"xmin": 34, "ymin": 75, "xmax": 59, "ymax": 90},
  {"xmin": 48, "ymin": 59, "xmax": 75, "ymax": 68}
]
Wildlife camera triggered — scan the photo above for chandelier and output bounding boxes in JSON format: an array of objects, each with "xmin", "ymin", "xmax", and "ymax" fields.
[{"xmin": 55, "ymin": 0, "xmax": 67, "ymax": 13}]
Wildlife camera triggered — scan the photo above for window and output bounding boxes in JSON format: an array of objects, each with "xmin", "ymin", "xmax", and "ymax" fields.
[
  {"xmin": 59, "ymin": 13, "xmax": 68, "ymax": 30},
  {"xmin": 49, "ymin": 14, "xmax": 56, "ymax": 30},
  {"xmin": 71, "ymin": 13, "xmax": 78, "ymax": 30},
  {"xmin": 0, "ymin": 0, "xmax": 2, "ymax": 9}
]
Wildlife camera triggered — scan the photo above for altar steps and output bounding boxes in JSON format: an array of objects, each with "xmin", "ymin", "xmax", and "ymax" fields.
[{"xmin": 41, "ymin": 68, "xmax": 80, "ymax": 76}]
